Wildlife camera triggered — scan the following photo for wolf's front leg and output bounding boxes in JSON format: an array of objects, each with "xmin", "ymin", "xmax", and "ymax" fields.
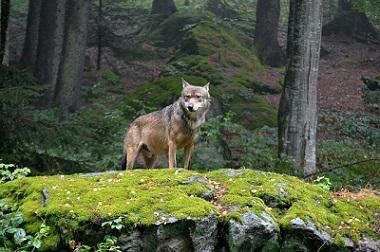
[
  {"xmin": 183, "ymin": 144, "xmax": 193, "ymax": 170},
  {"xmin": 168, "ymin": 141, "xmax": 177, "ymax": 168}
]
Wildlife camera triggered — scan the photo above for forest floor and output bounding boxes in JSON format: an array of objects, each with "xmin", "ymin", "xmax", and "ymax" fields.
[{"xmin": 318, "ymin": 35, "xmax": 380, "ymax": 112}]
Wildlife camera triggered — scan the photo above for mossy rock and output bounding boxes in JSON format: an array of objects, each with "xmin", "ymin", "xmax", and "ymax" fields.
[
  {"xmin": 1, "ymin": 169, "xmax": 379, "ymax": 250},
  {"xmin": 118, "ymin": 75, "xmax": 219, "ymax": 120}
]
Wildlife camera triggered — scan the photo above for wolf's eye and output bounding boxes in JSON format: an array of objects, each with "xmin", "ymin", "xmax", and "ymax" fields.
[
  {"xmin": 195, "ymin": 95, "xmax": 201, "ymax": 98},
  {"xmin": 185, "ymin": 95, "xmax": 191, "ymax": 99}
]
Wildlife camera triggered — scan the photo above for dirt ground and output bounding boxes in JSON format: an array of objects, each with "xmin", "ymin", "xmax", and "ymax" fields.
[{"xmin": 318, "ymin": 36, "xmax": 380, "ymax": 112}]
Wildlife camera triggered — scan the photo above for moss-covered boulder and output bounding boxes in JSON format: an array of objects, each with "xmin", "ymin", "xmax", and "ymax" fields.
[{"xmin": 1, "ymin": 169, "xmax": 379, "ymax": 251}]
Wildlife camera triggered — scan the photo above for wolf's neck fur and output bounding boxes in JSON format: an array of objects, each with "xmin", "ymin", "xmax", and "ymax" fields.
[{"xmin": 178, "ymin": 101, "xmax": 207, "ymax": 134}]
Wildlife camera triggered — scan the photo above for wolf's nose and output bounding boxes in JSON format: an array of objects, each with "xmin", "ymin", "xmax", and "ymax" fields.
[{"xmin": 188, "ymin": 105, "xmax": 194, "ymax": 112}]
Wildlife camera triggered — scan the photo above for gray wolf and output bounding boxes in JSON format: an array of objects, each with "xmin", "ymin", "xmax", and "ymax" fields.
[{"xmin": 121, "ymin": 79, "xmax": 211, "ymax": 169}]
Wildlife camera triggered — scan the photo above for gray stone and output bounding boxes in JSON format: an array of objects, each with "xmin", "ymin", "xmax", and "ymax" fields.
[
  {"xmin": 227, "ymin": 211, "xmax": 279, "ymax": 252},
  {"xmin": 290, "ymin": 217, "xmax": 332, "ymax": 245},
  {"xmin": 181, "ymin": 176, "xmax": 208, "ymax": 185},
  {"xmin": 118, "ymin": 230, "xmax": 142, "ymax": 252},
  {"xmin": 358, "ymin": 239, "xmax": 380, "ymax": 252},
  {"xmin": 190, "ymin": 215, "xmax": 218, "ymax": 252}
]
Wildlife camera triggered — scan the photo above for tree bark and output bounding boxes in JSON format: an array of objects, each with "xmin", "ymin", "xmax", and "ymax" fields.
[
  {"xmin": 278, "ymin": 0, "xmax": 322, "ymax": 176},
  {"xmin": 54, "ymin": 0, "xmax": 89, "ymax": 115},
  {"xmin": 20, "ymin": 0, "xmax": 42, "ymax": 68},
  {"xmin": 254, "ymin": 0, "xmax": 284, "ymax": 67},
  {"xmin": 96, "ymin": 0, "xmax": 103, "ymax": 70},
  {"xmin": 151, "ymin": 0, "xmax": 177, "ymax": 16},
  {"xmin": 35, "ymin": 0, "xmax": 66, "ymax": 106},
  {"xmin": 0, "ymin": 0, "xmax": 10, "ymax": 64}
]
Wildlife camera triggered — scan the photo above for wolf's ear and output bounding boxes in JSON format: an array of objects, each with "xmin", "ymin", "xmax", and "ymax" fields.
[
  {"xmin": 182, "ymin": 78, "xmax": 190, "ymax": 89},
  {"xmin": 203, "ymin": 82, "xmax": 210, "ymax": 92}
]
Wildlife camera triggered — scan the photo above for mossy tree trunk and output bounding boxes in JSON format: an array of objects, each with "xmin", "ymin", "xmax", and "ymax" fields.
[
  {"xmin": 322, "ymin": 0, "xmax": 377, "ymax": 39},
  {"xmin": 20, "ymin": 0, "xmax": 42, "ymax": 68},
  {"xmin": 254, "ymin": 0, "xmax": 284, "ymax": 67},
  {"xmin": 278, "ymin": 0, "xmax": 322, "ymax": 176},
  {"xmin": 35, "ymin": 0, "xmax": 66, "ymax": 106},
  {"xmin": 0, "ymin": 0, "xmax": 10, "ymax": 65},
  {"xmin": 54, "ymin": 0, "xmax": 89, "ymax": 116},
  {"xmin": 151, "ymin": 0, "xmax": 177, "ymax": 16}
]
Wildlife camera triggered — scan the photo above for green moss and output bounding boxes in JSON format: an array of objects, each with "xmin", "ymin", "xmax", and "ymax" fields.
[
  {"xmin": 230, "ymin": 95, "xmax": 277, "ymax": 129},
  {"xmin": 119, "ymin": 75, "xmax": 219, "ymax": 119},
  {"xmin": 1, "ymin": 169, "xmax": 379, "ymax": 250}
]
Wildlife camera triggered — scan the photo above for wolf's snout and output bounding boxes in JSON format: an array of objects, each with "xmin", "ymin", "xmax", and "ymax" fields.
[{"xmin": 187, "ymin": 104, "xmax": 195, "ymax": 112}]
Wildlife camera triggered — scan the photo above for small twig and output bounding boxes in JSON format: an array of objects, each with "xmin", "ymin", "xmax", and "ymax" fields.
[{"xmin": 304, "ymin": 158, "xmax": 380, "ymax": 179}]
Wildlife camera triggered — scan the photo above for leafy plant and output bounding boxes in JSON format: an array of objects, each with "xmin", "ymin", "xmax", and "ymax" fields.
[
  {"xmin": 0, "ymin": 162, "xmax": 31, "ymax": 183},
  {"xmin": 0, "ymin": 200, "xmax": 50, "ymax": 251},
  {"xmin": 313, "ymin": 176, "xmax": 332, "ymax": 191}
]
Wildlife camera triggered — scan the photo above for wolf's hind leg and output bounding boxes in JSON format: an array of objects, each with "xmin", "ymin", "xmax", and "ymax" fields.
[{"xmin": 126, "ymin": 143, "xmax": 142, "ymax": 170}]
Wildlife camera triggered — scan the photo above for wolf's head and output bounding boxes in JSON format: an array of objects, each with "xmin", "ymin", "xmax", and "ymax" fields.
[{"xmin": 180, "ymin": 79, "xmax": 210, "ymax": 114}]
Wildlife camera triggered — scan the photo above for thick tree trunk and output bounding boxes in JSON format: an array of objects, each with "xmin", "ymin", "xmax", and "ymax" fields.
[
  {"xmin": 323, "ymin": 0, "xmax": 377, "ymax": 39},
  {"xmin": 20, "ymin": 0, "xmax": 42, "ymax": 68},
  {"xmin": 54, "ymin": 0, "xmax": 89, "ymax": 115},
  {"xmin": 151, "ymin": 0, "xmax": 177, "ymax": 16},
  {"xmin": 35, "ymin": 0, "xmax": 66, "ymax": 106},
  {"xmin": 0, "ymin": 0, "xmax": 10, "ymax": 64},
  {"xmin": 96, "ymin": 0, "xmax": 103, "ymax": 70},
  {"xmin": 278, "ymin": 0, "xmax": 322, "ymax": 176},
  {"xmin": 254, "ymin": 0, "xmax": 284, "ymax": 67}
]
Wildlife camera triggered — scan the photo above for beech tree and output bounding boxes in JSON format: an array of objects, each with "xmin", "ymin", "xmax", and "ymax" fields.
[
  {"xmin": 278, "ymin": 0, "xmax": 323, "ymax": 176},
  {"xmin": 0, "ymin": 0, "xmax": 10, "ymax": 65},
  {"xmin": 35, "ymin": 0, "xmax": 66, "ymax": 106},
  {"xmin": 54, "ymin": 0, "xmax": 89, "ymax": 115},
  {"xmin": 151, "ymin": 0, "xmax": 177, "ymax": 16},
  {"xmin": 254, "ymin": 0, "xmax": 284, "ymax": 67},
  {"xmin": 20, "ymin": 0, "xmax": 42, "ymax": 68}
]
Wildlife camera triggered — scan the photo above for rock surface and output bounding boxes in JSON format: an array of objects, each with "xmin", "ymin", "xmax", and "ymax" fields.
[{"xmin": 0, "ymin": 169, "xmax": 379, "ymax": 251}]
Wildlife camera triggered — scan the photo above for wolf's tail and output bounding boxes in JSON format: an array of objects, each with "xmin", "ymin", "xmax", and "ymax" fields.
[{"xmin": 121, "ymin": 153, "xmax": 127, "ymax": 170}]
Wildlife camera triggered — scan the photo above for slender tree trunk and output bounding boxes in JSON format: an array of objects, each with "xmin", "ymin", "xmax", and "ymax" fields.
[
  {"xmin": 254, "ymin": 0, "xmax": 284, "ymax": 67},
  {"xmin": 278, "ymin": 0, "xmax": 322, "ymax": 176},
  {"xmin": 151, "ymin": 0, "xmax": 177, "ymax": 15},
  {"xmin": 54, "ymin": 0, "xmax": 89, "ymax": 115},
  {"xmin": 20, "ymin": 0, "xmax": 42, "ymax": 68},
  {"xmin": 96, "ymin": 0, "xmax": 102, "ymax": 70},
  {"xmin": 0, "ymin": 0, "xmax": 10, "ymax": 64},
  {"xmin": 35, "ymin": 0, "xmax": 66, "ymax": 106}
]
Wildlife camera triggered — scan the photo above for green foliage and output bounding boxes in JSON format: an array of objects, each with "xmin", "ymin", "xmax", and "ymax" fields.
[
  {"xmin": 0, "ymin": 162, "xmax": 30, "ymax": 183},
  {"xmin": 312, "ymin": 176, "xmax": 332, "ymax": 191},
  {"xmin": 317, "ymin": 140, "xmax": 380, "ymax": 190},
  {"xmin": 0, "ymin": 200, "xmax": 50, "ymax": 251}
]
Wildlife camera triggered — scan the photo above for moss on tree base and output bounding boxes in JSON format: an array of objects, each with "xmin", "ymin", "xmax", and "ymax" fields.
[{"xmin": 1, "ymin": 169, "xmax": 379, "ymax": 251}]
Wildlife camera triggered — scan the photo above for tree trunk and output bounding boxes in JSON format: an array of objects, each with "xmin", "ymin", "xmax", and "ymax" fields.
[
  {"xmin": 0, "ymin": 0, "xmax": 10, "ymax": 64},
  {"xmin": 35, "ymin": 0, "xmax": 66, "ymax": 106},
  {"xmin": 151, "ymin": 0, "xmax": 177, "ymax": 16},
  {"xmin": 322, "ymin": 0, "xmax": 377, "ymax": 40},
  {"xmin": 54, "ymin": 0, "xmax": 89, "ymax": 115},
  {"xmin": 278, "ymin": 0, "xmax": 322, "ymax": 176},
  {"xmin": 254, "ymin": 0, "xmax": 284, "ymax": 67},
  {"xmin": 96, "ymin": 0, "xmax": 102, "ymax": 70},
  {"xmin": 20, "ymin": 0, "xmax": 42, "ymax": 68}
]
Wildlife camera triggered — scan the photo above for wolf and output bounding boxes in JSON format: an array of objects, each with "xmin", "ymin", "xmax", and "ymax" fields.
[{"xmin": 121, "ymin": 79, "xmax": 211, "ymax": 170}]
